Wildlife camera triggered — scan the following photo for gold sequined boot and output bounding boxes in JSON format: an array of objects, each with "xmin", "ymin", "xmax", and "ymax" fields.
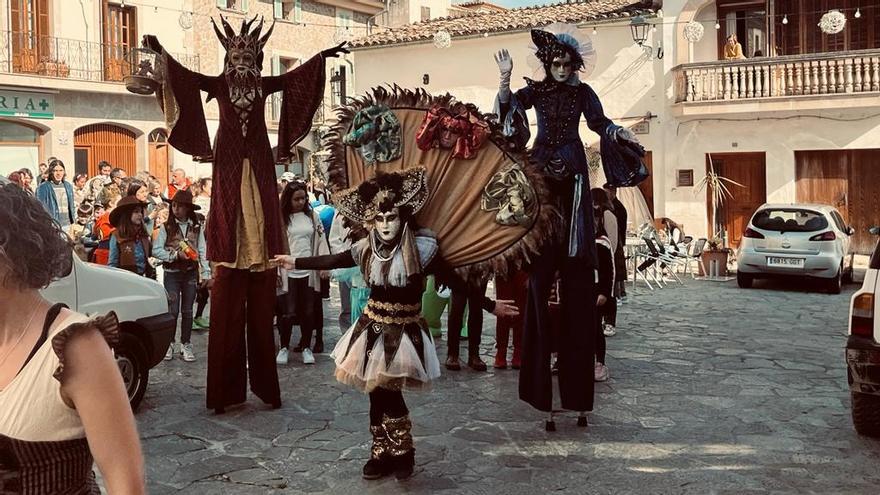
[
  {"xmin": 363, "ymin": 425, "xmax": 393, "ymax": 480},
  {"xmin": 383, "ymin": 414, "xmax": 415, "ymax": 480}
]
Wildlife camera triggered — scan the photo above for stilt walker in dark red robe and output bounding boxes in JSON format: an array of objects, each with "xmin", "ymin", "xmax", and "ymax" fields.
[{"xmin": 142, "ymin": 17, "xmax": 347, "ymax": 413}]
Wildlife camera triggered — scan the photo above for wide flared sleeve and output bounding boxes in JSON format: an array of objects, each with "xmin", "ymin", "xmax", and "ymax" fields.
[
  {"xmin": 581, "ymin": 84, "xmax": 648, "ymax": 188},
  {"xmin": 295, "ymin": 251, "xmax": 357, "ymax": 271},
  {"xmin": 156, "ymin": 52, "xmax": 215, "ymax": 158},
  {"xmin": 494, "ymin": 86, "xmax": 533, "ymax": 151},
  {"xmin": 263, "ymin": 54, "xmax": 327, "ymax": 163},
  {"xmin": 428, "ymin": 256, "xmax": 496, "ymax": 313}
]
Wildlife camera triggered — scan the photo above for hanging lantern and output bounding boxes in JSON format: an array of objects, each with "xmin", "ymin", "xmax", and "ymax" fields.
[
  {"xmin": 818, "ymin": 10, "xmax": 846, "ymax": 35},
  {"xmin": 123, "ymin": 47, "xmax": 164, "ymax": 95},
  {"xmin": 433, "ymin": 30, "xmax": 452, "ymax": 49},
  {"xmin": 629, "ymin": 15, "xmax": 650, "ymax": 46},
  {"xmin": 683, "ymin": 21, "xmax": 704, "ymax": 43}
]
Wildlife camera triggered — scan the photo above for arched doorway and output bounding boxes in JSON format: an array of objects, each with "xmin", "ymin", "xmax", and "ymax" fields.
[
  {"xmin": 74, "ymin": 123, "xmax": 137, "ymax": 177},
  {"xmin": 148, "ymin": 128, "xmax": 171, "ymax": 187},
  {"xmin": 0, "ymin": 119, "xmax": 43, "ymax": 177}
]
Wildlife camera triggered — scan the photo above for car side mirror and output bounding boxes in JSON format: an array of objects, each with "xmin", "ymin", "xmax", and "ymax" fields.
[{"xmin": 846, "ymin": 226, "xmax": 856, "ymax": 236}]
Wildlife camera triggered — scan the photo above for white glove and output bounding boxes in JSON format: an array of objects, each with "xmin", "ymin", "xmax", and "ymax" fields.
[
  {"xmin": 615, "ymin": 126, "xmax": 639, "ymax": 144},
  {"xmin": 495, "ymin": 49, "xmax": 513, "ymax": 103}
]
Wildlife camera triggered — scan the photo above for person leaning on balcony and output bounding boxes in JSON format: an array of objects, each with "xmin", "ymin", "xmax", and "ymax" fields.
[{"xmin": 724, "ymin": 34, "xmax": 746, "ymax": 60}]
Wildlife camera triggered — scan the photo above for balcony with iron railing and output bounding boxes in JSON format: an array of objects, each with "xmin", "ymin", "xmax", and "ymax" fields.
[
  {"xmin": 265, "ymin": 93, "xmax": 328, "ymax": 127},
  {"xmin": 0, "ymin": 31, "xmax": 199, "ymax": 88},
  {"xmin": 672, "ymin": 49, "xmax": 880, "ymax": 117}
]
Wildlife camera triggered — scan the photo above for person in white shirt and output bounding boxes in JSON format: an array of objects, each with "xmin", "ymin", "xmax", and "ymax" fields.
[
  {"xmin": 152, "ymin": 190, "xmax": 211, "ymax": 362},
  {"xmin": 276, "ymin": 181, "xmax": 329, "ymax": 366}
]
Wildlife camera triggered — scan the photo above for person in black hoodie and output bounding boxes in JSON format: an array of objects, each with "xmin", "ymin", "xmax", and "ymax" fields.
[{"xmin": 593, "ymin": 191, "xmax": 615, "ymax": 382}]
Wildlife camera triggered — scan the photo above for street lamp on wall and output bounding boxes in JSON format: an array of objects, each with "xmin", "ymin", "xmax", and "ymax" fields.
[
  {"xmin": 630, "ymin": 15, "xmax": 650, "ymax": 46},
  {"xmin": 629, "ymin": 15, "xmax": 663, "ymax": 59}
]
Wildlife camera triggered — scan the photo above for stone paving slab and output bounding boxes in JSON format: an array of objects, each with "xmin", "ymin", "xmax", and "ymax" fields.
[{"xmin": 129, "ymin": 278, "xmax": 880, "ymax": 493}]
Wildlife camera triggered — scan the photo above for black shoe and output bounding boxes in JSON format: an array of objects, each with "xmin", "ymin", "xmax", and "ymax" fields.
[
  {"xmin": 577, "ymin": 416, "xmax": 588, "ymax": 427},
  {"xmin": 392, "ymin": 449, "xmax": 415, "ymax": 480},
  {"xmin": 214, "ymin": 407, "xmax": 226, "ymax": 415},
  {"xmin": 271, "ymin": 400, "xmax": 282, "ymax": 410},
  {"xmin": 362, "ymin": 457, "xmax": 392, "ymax": 480}
]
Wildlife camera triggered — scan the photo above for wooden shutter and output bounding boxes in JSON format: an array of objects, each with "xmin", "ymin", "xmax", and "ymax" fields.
[{"xmin": 103, "ymin": 2, "xmax": 137, "ymax": 82}]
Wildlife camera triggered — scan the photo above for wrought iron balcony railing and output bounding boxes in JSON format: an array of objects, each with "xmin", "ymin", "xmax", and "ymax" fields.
[
  {"xmin": 0, "ymin": 31, "xmax": 199, "ymax": 84},
  {"xmin": 265, "ymin": 93, "xmax": 327, "ymax": 126},
  {"xmin": 674, "ymin": 49, "xmax": 880, "ymax": 103}
]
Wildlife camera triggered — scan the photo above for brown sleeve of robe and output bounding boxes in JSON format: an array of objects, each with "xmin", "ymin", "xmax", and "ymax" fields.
[{"xmin": 262, "ymin": 54, "xmax": 327, "ymax": 163}]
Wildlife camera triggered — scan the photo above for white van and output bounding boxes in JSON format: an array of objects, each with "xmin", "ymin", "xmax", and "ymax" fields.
[{"xmin": 41, "ymin": 251, "xmax": 175, "ymax": 411}]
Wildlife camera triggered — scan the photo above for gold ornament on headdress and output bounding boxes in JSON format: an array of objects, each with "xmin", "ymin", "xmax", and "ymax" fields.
[{"xmin": 335, "ymin": 167, "xmax": 429, "ymax": 224}]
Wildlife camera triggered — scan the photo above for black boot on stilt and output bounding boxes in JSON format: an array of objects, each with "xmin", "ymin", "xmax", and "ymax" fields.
[
  {"xmin": 363, "ymin": 426, "xmax": 393, "ymax": 480},
  {"xmin": 393, "ymin": 449, "xmax": 415, "ymax": 480}
]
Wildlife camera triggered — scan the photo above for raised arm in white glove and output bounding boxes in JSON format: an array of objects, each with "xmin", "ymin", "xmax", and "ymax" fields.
[{"xmin": 495, "ymin": 49, "xmax": 513, "ymax": 103}]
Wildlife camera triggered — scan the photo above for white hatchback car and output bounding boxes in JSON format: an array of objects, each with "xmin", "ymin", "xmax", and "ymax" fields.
[{"xmin": 736, "ymin": 204, "xmax": 854, "ymax": 293}]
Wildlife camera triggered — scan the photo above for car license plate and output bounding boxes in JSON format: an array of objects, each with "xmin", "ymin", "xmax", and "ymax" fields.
[{"xmin": 767, "ymin": 257, "xmax": 804, "ymax": 268}]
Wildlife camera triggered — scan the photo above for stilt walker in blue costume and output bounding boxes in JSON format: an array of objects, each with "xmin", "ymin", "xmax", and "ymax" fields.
[{"xmin": 494, "ymin": 23, "xmax": 647, "ymax": 430}]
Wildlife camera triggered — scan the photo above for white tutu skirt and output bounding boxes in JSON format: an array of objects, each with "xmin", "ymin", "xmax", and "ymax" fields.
[{"xmin": 331, "ymin": 319, "xmax": 441, "ymax": 393}]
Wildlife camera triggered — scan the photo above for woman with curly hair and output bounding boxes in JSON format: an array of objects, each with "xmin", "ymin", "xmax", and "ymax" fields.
[{"xmin": 0, "ymin": 179, "xmax": 145, "ymax": 494}]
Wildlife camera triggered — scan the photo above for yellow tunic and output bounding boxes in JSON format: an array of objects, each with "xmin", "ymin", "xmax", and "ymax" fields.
[{"xmin": 216, "ymin": 159, "xmax": 272, "ymax": 272}]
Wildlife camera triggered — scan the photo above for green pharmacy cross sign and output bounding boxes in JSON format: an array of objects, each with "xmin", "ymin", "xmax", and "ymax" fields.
[{"xmin": 0, "ymin": 90, "xmax": 54, "ymax": 119}]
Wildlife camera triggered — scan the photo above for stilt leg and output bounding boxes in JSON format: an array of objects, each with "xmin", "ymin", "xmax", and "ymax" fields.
[
  {"xmin": 577, "ymin": 412, "xmax": 588, "ymax": 427},
  {"xmin": 545, "ymin": 412, "xmax": 556, "ymax": 432}
]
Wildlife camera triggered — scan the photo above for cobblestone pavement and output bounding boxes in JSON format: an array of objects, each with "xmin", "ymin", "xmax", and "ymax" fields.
[{"xmin": 139, "ymin": 277, "xmax": 880, "ymax": 494}]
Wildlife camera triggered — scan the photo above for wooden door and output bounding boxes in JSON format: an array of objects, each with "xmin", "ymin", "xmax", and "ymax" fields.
[
  {"xmin": 795, "ymin": 150, "xmax": 848, "ymax": 218},
  {"xmin": 148, "ymin": 129, "xmax": 170, "ymax": 187},
  {"xmin": 11, "ymin": 0, "xmax": 50, "ymax": 74},
  {"xmin": 797, "ymin": 149, "xmax": 880, "ymax": 255},
  {"xmin": 707, "ymin": 152, "xmax": 766, "ymax": 249},
  {"xmin": 638, "ymin": 151, "xmax": 654, "ymax": 218},
  {"xmin": 74, "ymin": 124, "xmax": 137, "ymax": 177},
  {"xmin": 102, "ymin": 1, "xmax": 137, "ymax": 82}
]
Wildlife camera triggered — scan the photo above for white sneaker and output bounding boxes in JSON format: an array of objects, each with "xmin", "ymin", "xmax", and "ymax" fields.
[
  {"xmin": 594, "ymin": 362, "xmax": 609, "ymax": 382},
  {"xmin": 181, "ymin": 343, "xmax": 196, "ymax": 362},
  {"xmin": 603, "ymin": 324, "xmax": 617, "ymax": 337},
  {"xmin": 276, "ymin": 348, "xmax": 289, "ymax": 365},
  {"xmin": 164, "ymin": 344, "xmax": 174, "ymax": 361},
  {"xmin": 302, "ymin": 348, "xmax": 315, "ymax": 365}
]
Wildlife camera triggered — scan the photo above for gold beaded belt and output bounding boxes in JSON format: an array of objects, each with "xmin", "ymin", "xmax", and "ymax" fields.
[{"xmin": 364, "ymin": 300, "xmax": 422, "ymax": 325}]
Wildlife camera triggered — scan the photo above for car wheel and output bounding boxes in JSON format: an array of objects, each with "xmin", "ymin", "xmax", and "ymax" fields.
[
  {"xmin": 737, "ymin": 272, "xmax": 753, "ymax": 289},
  {"xmin": 826, "ymin": 265, "xmax": 843, "ymax": 294},
  {"xmin": 116, "ymin": 332, "xmax": 149, "ymax": 411},
  {"xmin": 852, "ymin": 391, "xmax": 880, "ymax": 437}
]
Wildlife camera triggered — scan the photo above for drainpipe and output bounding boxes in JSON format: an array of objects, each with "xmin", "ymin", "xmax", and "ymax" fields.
[{"xmin": 78, "ymin": 0, "xmax": 90, "ymax": 44}]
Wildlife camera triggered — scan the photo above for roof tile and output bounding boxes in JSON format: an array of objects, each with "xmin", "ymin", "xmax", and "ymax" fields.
[{"xmin": 351, "ymin": 0, "xmax": 651, "ymax": 48}]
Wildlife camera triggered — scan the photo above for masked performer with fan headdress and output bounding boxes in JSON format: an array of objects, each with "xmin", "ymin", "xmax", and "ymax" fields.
[
  {"xmin": 493, "ymin": 23, "xmax": 647, "ymax": 429},
  {"xmin": 274, "ymin": 167, "xmax": 518, "ymax": 480},
  {"xmin": 140, "ymin": 18, "xmax": 348, "ymax": 414}
]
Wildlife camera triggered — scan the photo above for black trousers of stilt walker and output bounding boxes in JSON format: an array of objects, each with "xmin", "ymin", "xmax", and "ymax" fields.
[{"xmin": 519, "ymin": 176, "xmax": 598, "ymax": 413}]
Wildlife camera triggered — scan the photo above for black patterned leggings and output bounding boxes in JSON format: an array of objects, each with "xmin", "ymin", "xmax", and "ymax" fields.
[{"xmin": 368, "ymin": 387, "xmax": 408, "ymax": 426}]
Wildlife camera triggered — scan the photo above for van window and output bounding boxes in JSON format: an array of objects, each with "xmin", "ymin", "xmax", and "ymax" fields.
[{"xmin": 752, "ymin": 208, "xmax": 828, "ymax": 233}]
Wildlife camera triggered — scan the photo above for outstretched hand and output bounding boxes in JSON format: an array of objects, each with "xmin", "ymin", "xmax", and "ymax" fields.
[
  {"xmin": 493, "ymin": 299, "xmax": 519, "ymax": 318},
  {"xmin": 494, "ymin": 49, "xmax": 513, "ymax": 75},
  {"xmin": 142, "ymin": 34, "xmax": 164, "ymax": 54},
  {"xmin": 615, "ymin": 126, "xmax": 640, "ymax": 145},
  {"xmin": 272, "ymin": 255, "xmax": 295, "ymax": 270},
  {"xmin": 321, "ymin": 42, "xmax": 350, "ymax": 59}
]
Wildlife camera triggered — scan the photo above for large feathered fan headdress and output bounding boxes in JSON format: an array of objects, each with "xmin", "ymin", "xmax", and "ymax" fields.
[{"xmin": 528, "ymin": 23, "xmax": 597, "ymax": 81}]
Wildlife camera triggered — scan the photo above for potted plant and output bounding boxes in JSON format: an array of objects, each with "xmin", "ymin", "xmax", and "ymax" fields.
[{"xmin": 695, "ymin": 155, "xmax": 742, "ymax": 277}]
